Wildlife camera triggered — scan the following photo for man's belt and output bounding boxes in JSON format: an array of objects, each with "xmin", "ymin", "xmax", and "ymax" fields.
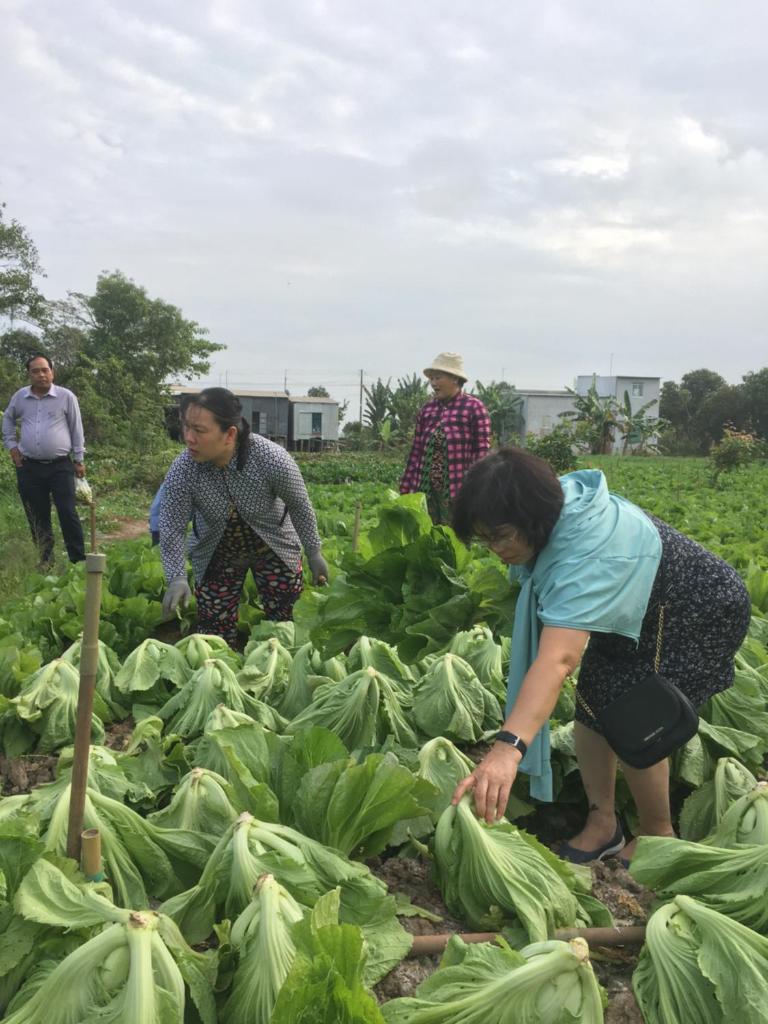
[{"xmin": 22, "ymin": 455, "xmax": 71, "ymax": 465}]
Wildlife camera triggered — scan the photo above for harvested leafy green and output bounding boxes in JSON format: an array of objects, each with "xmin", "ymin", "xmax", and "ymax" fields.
[
  {"xmin": 630, "ymin": 835, "xmax": 768, "ymax": 933},
  {"xmin": 382, "ymin": 935, "xmax": 605, "ymax": 1023},
  {"xmin": 58, "ymin": 638, "xmax": 127, "ymax": 720},
  {"xmin": 271, "ymin": 890, "xmax": 385, "ymax": 1024},
  {"xmin": 26, "ymin": 780, "xmax": 211, "ymax": 908},
  {"xmin": 447, "ymin": 626, "xmax": 505, "ymax": 703},
  {"xmin": 147, "ymin": 767, "xmax": 238, "ymax": 836},
  {"xmin": 290, "ymin": 751, "xmax": 436, "ymax": 858},
  {"xmin": 158, "ymin": 658, "xmax": 271, "ymax": 738},
  {"xmin": 160, "ymin": 811, "xmax": 410, "ymax": 982},
  {"xmin": 679, "ymin": 756, "xmax": 758, "ymax": 842},
  {"xmin": 704, "ymin": 781, "xmax": 768, "ymax": 847},
  {"xmin": 6, "ymin": 858, "xmax": 216, "ymax": 1024},
  {"xmin": 175, "ymin": 633, "xmax": 241, "ymax": 671},
  {"xmin": 237, "ymin": 637, "xmax": 293, "ymax": 703},
  {"xmin": 222, "ymin": 873, "xmax": 306, "ymax": 1023},
  {"xmin": 116, "ymin": 716, "xmax": 187, "ymax": 807},
  {"xmin": 11, "ymin": 660, "xmax": 107, "ymax": 753},
  {"xmin": 245, "ymin": 620, "xmax": 298, "ymax": 654},
  {"xmin": 346, "ymin": 636, "xmax": 416, "ymax": 687},
  {"xmin": 633, "ymin": 895, "xmax": 768, "ymax": 1024},
  {"xmin": 434, "ymin": 798, "xmax": 612, "ymax": 940},
  {"xmin": 286, "ymin": 667, "xmax": 419, "ymax": 749},
  {"xmin": 192, "ymin": 706, "xmax": 280, "ymax": 783},
  {"xmin": 278, "ymin": 641, "xmax": 347, "ymax": 718},
  {"xmin": 673, "ymin": 718, "xmax": 765, "ymax": 786},
  {"xmin": 412, "ymin": 653, "xmax": 501, "ymax": 742},
  {"xmin": 416, "ymin": 737, "xmax": 475, "ymax": 813},
  {"xmin": 113, "ymin": 637, "xmax": 189, "ymax": 704}
]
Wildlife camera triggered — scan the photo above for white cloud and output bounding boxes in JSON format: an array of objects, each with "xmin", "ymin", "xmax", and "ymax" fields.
[{"xmin": 0, "ymin": 0, "xmax": 766, "ymax": 397}]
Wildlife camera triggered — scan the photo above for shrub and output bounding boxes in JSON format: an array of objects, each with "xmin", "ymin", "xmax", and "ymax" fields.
[{"xmin": 525, "ymin": 427, "xmax": 579, "ymax": 475}]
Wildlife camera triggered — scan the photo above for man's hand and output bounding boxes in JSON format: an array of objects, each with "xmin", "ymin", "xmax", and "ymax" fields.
[
  {"xmin": 451, "ymin": 743, "xmax": 523, "ymax": 824},
  {"xmin": 161, "ymin": 578, "xmax": 192, "ymax": 618},
  {"xmin": 74, "ymin": 461, "xmax": 86, "ymax": 479},
  {"xmin": 10, "ymin": 448, "xmax": 23, "ymax": 468},
  {"xmin": 308, "ymin": 551, "xmax": 329, "ymax": 586}
]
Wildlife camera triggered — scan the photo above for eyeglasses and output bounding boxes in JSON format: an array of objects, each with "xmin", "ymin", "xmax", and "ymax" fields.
[{"xmin": 474, "ymin": 526, "xmax": 521, "ymax": 548}]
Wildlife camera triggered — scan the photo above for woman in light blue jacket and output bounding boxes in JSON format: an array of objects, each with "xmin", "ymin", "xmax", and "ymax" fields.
[{"xmin": 450, "ymin": 447, "xmax": 750, "ymax": 866}]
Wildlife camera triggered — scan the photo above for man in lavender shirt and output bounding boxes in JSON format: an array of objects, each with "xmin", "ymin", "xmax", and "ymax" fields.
[{"xmin": 2, "ymin": 353, "xmax": 86, "ymax": 567}]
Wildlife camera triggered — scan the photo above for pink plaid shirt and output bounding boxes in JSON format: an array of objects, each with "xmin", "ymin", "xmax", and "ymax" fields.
[{"xmin": 400, "ymin": 391, "xmax": 491, "ymax": 499}]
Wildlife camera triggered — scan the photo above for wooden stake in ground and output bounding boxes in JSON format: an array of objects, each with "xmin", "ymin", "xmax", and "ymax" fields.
[
  {"xmin": 65, "ymin": 552, "xmax": 106, "ymax": 862},
  {"xmin": 352, "ymin": 501, "xmax": 362, "ymax": 552}
]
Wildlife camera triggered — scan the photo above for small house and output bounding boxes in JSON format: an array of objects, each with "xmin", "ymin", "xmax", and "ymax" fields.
[{"xmin": 288, "ymin": 396, "xmax": 340, "ymax": 451}]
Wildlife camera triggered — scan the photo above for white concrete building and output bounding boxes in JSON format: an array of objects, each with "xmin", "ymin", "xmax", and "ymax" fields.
[{"xmin": 516, "ymin": 374, "xmax": 661, "ymax": 453}]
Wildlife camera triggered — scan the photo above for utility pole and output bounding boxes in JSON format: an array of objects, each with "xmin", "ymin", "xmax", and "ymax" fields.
[
  {"xmin": 359, "ymin": 369, "xmax": 364, "ymax": 425},
  {"xmin": 284, "ymin": 369, "xmax": 288, "ymax": 394}
]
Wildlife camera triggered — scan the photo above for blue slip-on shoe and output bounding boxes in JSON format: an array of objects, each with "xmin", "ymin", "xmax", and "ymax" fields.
[{"xmin": 558, "ymin": 817, "xmax": 626, "ymax": 865}]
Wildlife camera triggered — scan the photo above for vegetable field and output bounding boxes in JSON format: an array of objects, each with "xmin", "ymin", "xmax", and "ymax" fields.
[{"xmin": 0, "ymin": 454, "xmax": 767, "ymax": 1023}]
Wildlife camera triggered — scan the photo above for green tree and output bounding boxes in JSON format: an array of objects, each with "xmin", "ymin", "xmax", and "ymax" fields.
[
  {"xmin": 472, "ymin": 381, "xmax": 523, "ymax": 444},
  {"xmin": 388, "ymin": 374, "xmax": 428, "ymax": 436},
  {"xmin": 59, "ymin": 271, "xmax": 223, "ymax": 385},
  {"xmin": 41, "ymin": 272, "xmax": 223, "ymax": 447},
  {"xmin": 0, "ymin": 202, "xmax": 46, "ymax": 326},
  {"xmin": 363, "ymin": 378, "xmax": 392, "ymax": 430},
  {"xmin": 560, "ymin": 381, "xmax": 620, "ymax": 454},
  {"xmin": 741, "ymin": 368, "xmax": 768, "ymax": 438},
  {"xmin": 307, "ymin": 385, "xmax": 330, "ymax": 397},
  {"xmin": 659, "ymin": 369, "xmax": 730, "ymax": 454}
]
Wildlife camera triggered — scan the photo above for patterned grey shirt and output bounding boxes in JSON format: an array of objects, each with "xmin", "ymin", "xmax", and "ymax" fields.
[
  {"xmin": 2, "ymin": 384, "xmax": 86, "ymax": 461},
  {"xmin": 159, "ymin": 434, "xmax": 322, "ymax": 582}
]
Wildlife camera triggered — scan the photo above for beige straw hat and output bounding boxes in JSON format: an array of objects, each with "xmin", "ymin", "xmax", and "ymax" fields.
[{"xmin": 423, "ymin": 352, "xmax": 467, "ymax": 383}]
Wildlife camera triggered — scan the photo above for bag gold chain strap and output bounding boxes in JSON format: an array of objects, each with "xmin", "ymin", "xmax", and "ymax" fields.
[{"xmin": 576, "ymin": 558, "xmax": 666, "ymax": 722}]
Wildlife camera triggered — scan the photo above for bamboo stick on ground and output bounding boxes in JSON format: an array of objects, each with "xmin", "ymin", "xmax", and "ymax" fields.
[{"xmin": 408, "ymin": 925, "xmax": 646, "ymax": 957}]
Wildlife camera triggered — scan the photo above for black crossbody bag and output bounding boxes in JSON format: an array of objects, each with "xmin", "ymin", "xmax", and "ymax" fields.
[{"xmin": 575, "ymin": 562, "xmax": 698, "ymax": 769}]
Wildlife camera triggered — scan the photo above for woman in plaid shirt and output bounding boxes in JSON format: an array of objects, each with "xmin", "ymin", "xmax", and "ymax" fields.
[{"xmin": 399, "ymin": 352, "xmax": 492, "ymax": 524}]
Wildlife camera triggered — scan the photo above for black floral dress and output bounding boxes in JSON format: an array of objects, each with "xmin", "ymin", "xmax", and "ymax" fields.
[{"xmin": 575, "ymin": 515, "xmax": 751, "ymax": 730}]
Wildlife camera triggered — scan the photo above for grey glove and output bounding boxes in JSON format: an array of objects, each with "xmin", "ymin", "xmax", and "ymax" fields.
[
  {"xmin": 162, "ymin": 578, "xmax": 192, "ymax": 618},
  {"xmin": 308, "ymin": 552, "xmax": 329, "ymax": 586}
]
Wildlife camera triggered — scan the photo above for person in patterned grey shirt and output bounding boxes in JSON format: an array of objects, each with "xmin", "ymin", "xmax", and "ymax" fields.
[{"xmin": 159, "ymin": 388, "xmax": 328, "ymax": 643}]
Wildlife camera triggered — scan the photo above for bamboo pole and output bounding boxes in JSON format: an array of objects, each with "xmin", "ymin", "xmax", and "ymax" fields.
[
  {"xmin": 65, "ymin": 552, "xmax": 106, "ymax": 862},
  {"xmin": 351, "ymin": 502, "xmax": 362, "ymax": 552},
  {"xmin": 81, "ymin": 828, "xmax": 104, "ymax": 881},
  {"xmin": 407, "ymin": 925, "xmax": 646, "ymax": 957}
]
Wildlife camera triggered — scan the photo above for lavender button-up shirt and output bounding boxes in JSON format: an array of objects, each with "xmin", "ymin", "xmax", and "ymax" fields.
[{"xmin": 2, "ymin": 384, "xmax": 86, "ymax": 461}]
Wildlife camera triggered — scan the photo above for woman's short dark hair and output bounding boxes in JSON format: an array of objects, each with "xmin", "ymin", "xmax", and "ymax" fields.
[
  {"xmin": 181, "ymin": 388, "xmax": 251, "ymax": 470},
  {"xmin": 452, "ymin": 446, "xmax": 565, "ymax": 552}
]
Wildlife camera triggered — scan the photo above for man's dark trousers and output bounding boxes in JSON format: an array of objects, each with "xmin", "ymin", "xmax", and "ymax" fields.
[{"xmin": 16, "ymin": 458, "xmax": 86, "ymax": 564}]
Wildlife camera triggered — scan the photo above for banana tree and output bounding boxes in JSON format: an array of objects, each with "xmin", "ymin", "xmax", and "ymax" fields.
[
  {"xmin": 618, "ymin": 391, "xmax": 664, "ymax": 454},
  {"xmin": 560, "ymin": 383, "xmax": 620, "ymax": 454}
]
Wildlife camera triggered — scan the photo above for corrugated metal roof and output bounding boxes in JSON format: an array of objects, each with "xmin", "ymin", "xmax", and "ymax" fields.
[{"xmin": 168, "ymin": 386, "xmax": 290, "ymax": 399}]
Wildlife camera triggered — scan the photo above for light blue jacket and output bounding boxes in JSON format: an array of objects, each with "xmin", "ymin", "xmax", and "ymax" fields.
[{"xmin": 507, "ymin": 469, "xmax": 662, "ymax": 800}]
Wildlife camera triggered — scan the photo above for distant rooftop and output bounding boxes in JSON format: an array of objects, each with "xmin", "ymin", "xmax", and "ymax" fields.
[{"xmin": 167, "ymin": 386, "xmax": 337, "ymax": 403}]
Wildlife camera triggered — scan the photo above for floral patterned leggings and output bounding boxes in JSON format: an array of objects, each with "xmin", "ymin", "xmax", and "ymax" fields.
[{"xmin": 195, "ymin": 509, "xmax": 303, "ymax": 642}]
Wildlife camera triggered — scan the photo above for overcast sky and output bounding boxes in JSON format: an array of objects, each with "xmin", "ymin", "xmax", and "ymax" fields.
[{"xmin": 2, "ymin": 0, "xmax": 766, "ymax": 416}]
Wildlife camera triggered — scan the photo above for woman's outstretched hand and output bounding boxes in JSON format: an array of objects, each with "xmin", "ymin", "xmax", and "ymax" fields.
[{"xmin": 451, "ymin": 743, "xmax": 523, "ymax": 824}]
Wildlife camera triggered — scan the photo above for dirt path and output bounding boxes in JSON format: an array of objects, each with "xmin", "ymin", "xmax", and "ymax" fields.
[{"xmin": 97, "ymin": 516, "xmax": 148, "ymax": 544}]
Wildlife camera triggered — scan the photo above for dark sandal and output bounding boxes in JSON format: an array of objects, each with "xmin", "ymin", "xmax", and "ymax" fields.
[{"xmin": 558, "ymin": 817, "xmax": 626, "ymax": 865}]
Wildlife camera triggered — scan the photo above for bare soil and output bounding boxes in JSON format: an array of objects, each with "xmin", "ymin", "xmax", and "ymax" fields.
[{"xmin": 371, "ymin": 836, "xmax": 650, "ymax": 1019}]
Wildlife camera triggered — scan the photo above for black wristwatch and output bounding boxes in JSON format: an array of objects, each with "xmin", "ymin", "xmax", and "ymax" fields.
[{"xmin": 495, "ymin": 731, "xmax": 528, "ymax": 757}]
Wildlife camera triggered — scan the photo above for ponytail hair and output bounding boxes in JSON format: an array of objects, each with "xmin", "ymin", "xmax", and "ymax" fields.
[{"xmin": 181, "ymin": 388, "xmax": 251, "ymax": 470}]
